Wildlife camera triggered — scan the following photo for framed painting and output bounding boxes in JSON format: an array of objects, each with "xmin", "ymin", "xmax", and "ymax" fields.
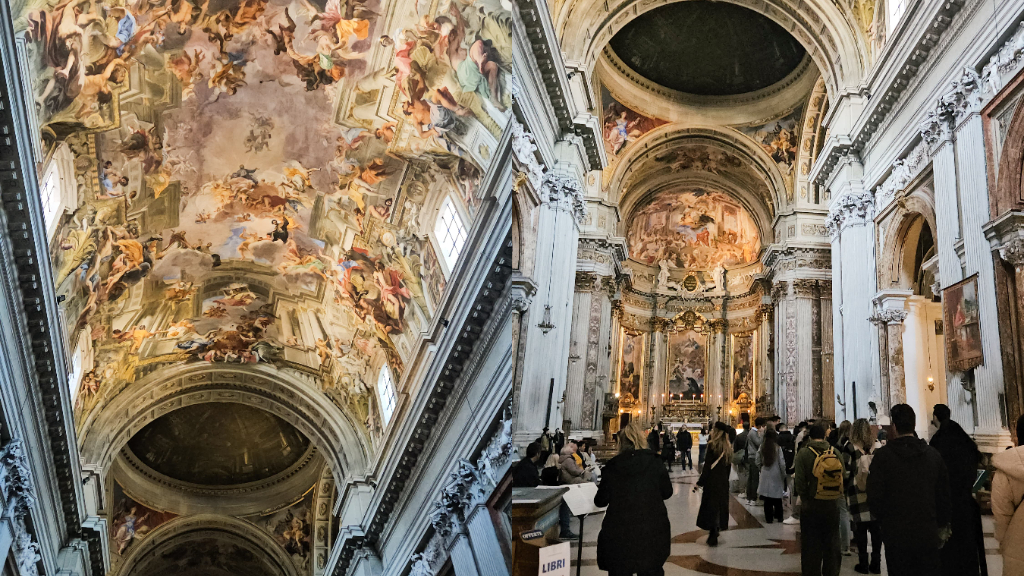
[
  {"xmin": 617, "ymin": 329, "xmax": 646, "ymax": 404},
  {"xmin": 665, "ymin": 329, "xmax": 706, "ymax": 402},
  {"xmin": 943, "ymin": 274, "xmax": 984, "ymax": 372},
  {"xmin": 731, "ymin": 332, "xmax": 756, "ymax": 402}
]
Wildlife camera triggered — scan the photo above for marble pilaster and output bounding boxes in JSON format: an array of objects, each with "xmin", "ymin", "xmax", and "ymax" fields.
[
  {"xmin": 564, "ymin": 272, "xmax": 596, "ymax": 431},
  {"xmin": 514, "ymin": 170, "xmax": 584, "ymax": 443},
  {"xmin": 954, "ymin": 111, "xmax": 1007, "ymax": 441},
  {"xmin": 827, "ymin": 176, "xmax": 878, "ymax": 422}
]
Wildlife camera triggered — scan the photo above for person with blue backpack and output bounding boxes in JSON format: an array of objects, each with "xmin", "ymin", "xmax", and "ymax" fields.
[{"xmin": 794, "ymin": 424, "xmax": 846, "ymax": 576}]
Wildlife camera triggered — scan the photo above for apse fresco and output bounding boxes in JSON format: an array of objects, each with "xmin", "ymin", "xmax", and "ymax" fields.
[
  {"xmin": 244, "ymin": 490, "xmax": 314, "ymax": 571},
  {"xmin": 110, "ymin": 480, "xmax": 177, "ymax": 558},
  {"xmin": 731, "ymin": 332, "xmax": 754, "ymax": 403},
  {"xmin": 627, "ymin": 188, "xmax": 760, "ymax": 270},
  {"xmin": 740, "ymin": 108, "xmax": 801, "ymax": 176},
  {"xmin": 617, "ymin": 329, "xmax": 643, "ymax": 404},
  {"xmin": 20, "ymin": 0, "xmax": 515, "ymax": 444},
  {"xmin": 666, "ymin": 330, "xmax": 704, "ymax": 401},
  {"xmin": 600, "ymin": 85, "xmax": 665, "ymax": 157}
]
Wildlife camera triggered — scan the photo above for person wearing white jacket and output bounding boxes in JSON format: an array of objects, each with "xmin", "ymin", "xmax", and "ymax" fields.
[{"xmin": 992, "ymin": 415, "xmax": 1024, "ymax": 576}]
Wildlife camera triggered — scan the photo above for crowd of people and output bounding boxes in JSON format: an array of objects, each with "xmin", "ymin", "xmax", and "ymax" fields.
[{"xmin": 508, "ymin": 407, "xmax": 1024, "ymax": 576}]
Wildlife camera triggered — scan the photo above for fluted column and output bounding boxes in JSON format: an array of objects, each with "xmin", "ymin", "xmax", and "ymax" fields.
[
  {"xmin": 514, "ymin": 170, "xmax": 584, "ymax": 443},
  {"xmin": 819, "ymin": 283, "xmax": 835, "ymax": 420},
  {"xmin": 758, "ymin": 304, "xmax": 774, "ymax": 410},
  {"xmin": 955, "ymin": 112, "xmax": 1006, "ymax": 442},
  {"xmin": 831, "ymin": 224, "xmax": 848, "ymax": 421},
  {"xmin": 827, "ymin": 181, "xmax": 878, "ymax": 422}
]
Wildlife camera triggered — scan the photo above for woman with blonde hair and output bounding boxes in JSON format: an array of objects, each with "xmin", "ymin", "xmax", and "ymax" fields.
[
  {"xmin": 594, "ymin": 420, "xmax": 672, "ymax": 576},
  {"xmin": 694, "ymin": 421, "xmax": 734, "ymax": 546}
]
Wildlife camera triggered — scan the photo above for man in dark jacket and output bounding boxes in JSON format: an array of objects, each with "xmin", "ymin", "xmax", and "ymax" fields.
[
  {"xmin": 677, "ymin": 427, "xmax": 694, "ymax": 471},
  {"xmin": 647, "ymin": 427, "xmax": 661, "ymax": 452},
  {"xmin": 511, "ymin": 442, "xmax": 542, "ymax": 487},
  {"xmin": 929, "ymin": 404, "xmax": 986, "ymax": 576},
  {"xmin": 868, "ymin": 404, "xmax": 951, "ymax": 575},
  {"xmin": 778, "ymin": 422, "xmax": 796, "ymax": 473},
  {"xmin": 794, "ymin": 424, "xmax": 843, "ymax": 576}
]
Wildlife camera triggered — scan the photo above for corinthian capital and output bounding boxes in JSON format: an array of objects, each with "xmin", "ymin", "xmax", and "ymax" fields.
[
  {"xmin": 999, "ymin": 237, "xmax": 1024, "ymax": 268},
  {"xmin": 869, "ymin": 309, "xmax": 908, "ymax": 325},
  {"xmin": 826, "ymin": 190, "xmax": 874, "ymax": 235},
  {"xmin": 541, "ymin": 172, "xmax": 587, "ymax": 224}
]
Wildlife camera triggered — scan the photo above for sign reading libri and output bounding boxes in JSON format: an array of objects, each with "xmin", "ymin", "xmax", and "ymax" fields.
[{"xmin": 538, "ymin": 542, "xmax": 570, "ymax": 576}]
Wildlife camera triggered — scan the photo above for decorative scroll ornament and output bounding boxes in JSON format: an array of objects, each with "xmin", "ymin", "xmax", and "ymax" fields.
[
  {"xmin": 875, "ymin": 140, "xmax": 929, "ymax": 209},
  {"xmin": 869, "ymin": 309, "xmax": 908, "ymax": 325},
  {"xmin": 0, "ymin": 441, "xmax": 40, "ymax": 576},
  {"xmin": 825, "ymin": 190, "xmax": 874, "ymax": 236},
  {"xmin": 981, "ymin": 21, "xmax": 1024, "ymax": 95},
  {"xmin": 540, "ymin": 172, "xmax": 587, "ymax": 224},
  {"xmin": 999, "ymin": 238, "xmax": 1024, "ymax": 267},
  {"xmin": 509, "ymin": 120, "xmax": 546, "ymax": 187}
]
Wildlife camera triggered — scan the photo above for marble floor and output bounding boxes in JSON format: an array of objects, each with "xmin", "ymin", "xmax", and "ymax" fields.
[{"xmin": 567, "ymin": 468, "xmax": 1004, "ymax": 575}]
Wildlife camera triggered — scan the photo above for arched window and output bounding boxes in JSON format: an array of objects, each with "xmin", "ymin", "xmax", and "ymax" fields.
[
  {"xmin": 433, "ymin": 196, "xmax": 467, "ymax": 271},
  {"xmin": 377, "ymin": 365, "xmax": 397, "ymax": 425},
  {"xmin": 40, "ymin": 161, "xmax": 61, "ymax": 233}
]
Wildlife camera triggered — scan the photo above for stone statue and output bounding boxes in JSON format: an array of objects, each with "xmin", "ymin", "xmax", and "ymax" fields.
[
  {"xmin": 707, "ymin": 263, "xmax": 725, "ymax": 292},
  {"xmin": 657, "ymin": 260, "xmax": 681, "ymax": 292}
]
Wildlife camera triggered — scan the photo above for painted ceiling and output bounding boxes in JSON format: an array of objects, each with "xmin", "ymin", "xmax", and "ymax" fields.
[
  {"xmin": 607, "ymin": 1, "xmax": 806, "ymax": 96},
  {"xmin": 18, "ymin": 0, "xmax": 514, "ymax": 447},
  {"xmin": 627, "ymin": 187, "xmax": 760, "ymax": 270}
]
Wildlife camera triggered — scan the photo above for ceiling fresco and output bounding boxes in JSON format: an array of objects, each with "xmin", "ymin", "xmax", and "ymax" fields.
[
  {"xmin": 18, "ymin": 0, "xmax": 515, "ymax": 446},
  {"xmin": 627, "ymin": 187, "xmax": 760, "ymax": 270},
  {"xmin": 125, "ymin": 403, "xmax": 312, "ymax": 486},
  {"xmin": 607, "ymin": 1, "xmax": 806, "ymax": 96}
]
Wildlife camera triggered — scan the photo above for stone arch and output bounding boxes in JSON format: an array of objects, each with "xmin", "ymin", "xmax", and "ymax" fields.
[
  {"xmin": 993, "ymin": 94, "xmax": 1024, "ymax": 216},
  {"xmin": 878, "ymin": 192, "xmax": 938, "ymax": 292},
  {"xmin": 79, "ymin": 362, "xmax": 370, "ymax": 481},
  {"xmin": 556, "ymin": 0, "xmax": 868, "ymax": 99},
  {"xmin": 612, "ymin": 125, "xmax": 791, "ymax": 224},
  {"xmin": 116, "ymin": 514, "xmax": 301, "ymax": 576}
]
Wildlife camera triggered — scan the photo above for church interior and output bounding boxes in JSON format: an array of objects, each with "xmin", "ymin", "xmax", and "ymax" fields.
[{"xmin": 0, "ymin": 0, "xmax": 1021, "ymax": 574}]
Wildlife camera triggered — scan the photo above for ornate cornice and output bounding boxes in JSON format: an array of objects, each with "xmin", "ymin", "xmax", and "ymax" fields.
[
  {"xmin": 514, "ymin": 0, "xmax": 602, "ymax": 170},
  {"xmin": 0, "ymin": 33, "xmax": 101, "ymax": 574},
  {"xmin": 813, "ymin": 0, "xmax": 968, "ymax": 186},
  {"xmin": 826, "ymin": 191, "xmax": 874, "ymax": 236}
]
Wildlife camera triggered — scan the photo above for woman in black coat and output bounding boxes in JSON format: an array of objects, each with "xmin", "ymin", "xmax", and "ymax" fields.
[
  {"xmin": 694, "ymin": 421, "xmax": 734, "ymax": 546},
  {"xmin": 595, "ymin": 421, "xmax": 673, "ymax": 576}
]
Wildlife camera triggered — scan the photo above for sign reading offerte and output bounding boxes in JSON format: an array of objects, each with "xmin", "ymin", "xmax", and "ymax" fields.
[{"xmin": 538, "ymin": 541, "xmax": 570, "ymax": 576}]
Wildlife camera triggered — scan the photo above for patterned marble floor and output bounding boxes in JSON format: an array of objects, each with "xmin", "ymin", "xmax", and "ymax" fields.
[{"xmin": 567, "ymin": 468, "xmax": 1004, "ymax": 575}]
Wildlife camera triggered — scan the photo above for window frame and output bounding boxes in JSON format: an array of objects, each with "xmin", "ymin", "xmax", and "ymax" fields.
[
  {"xmin": 377, "ymin": 364, "xmax": 397, "ymax": 425},
  {"xmin": 432, "ymin": 196, "xmax": 468, "ymax": 275},
  {"xmin": 40, "ymin": 161, "xmax": 61, "ymax": 235}
]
